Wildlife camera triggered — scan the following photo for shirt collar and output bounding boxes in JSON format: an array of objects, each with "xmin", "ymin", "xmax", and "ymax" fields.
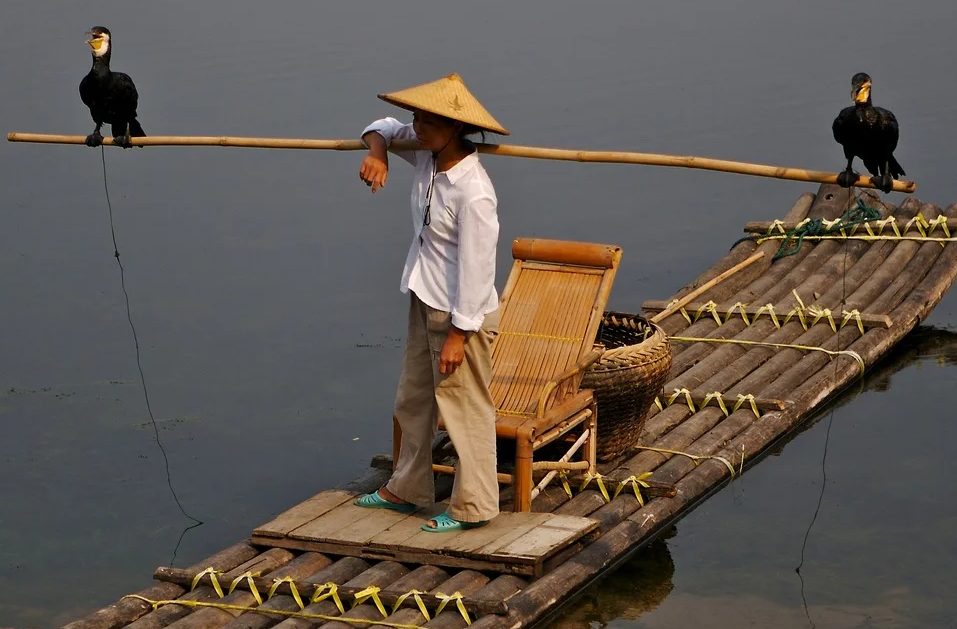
[{"xmin": 440, "ymin": 151, "xmax": 479, "ymax": 186}]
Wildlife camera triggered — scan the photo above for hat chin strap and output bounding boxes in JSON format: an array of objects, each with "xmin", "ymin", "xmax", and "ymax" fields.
[{"xmin": 431, "ymin": 127, "xmax": 462, "ymax": 161}]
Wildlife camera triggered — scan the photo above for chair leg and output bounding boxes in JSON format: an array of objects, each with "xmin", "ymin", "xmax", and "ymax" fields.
[
  {"xmin": 514, "ymin": 431, "xmax": 534, "ymax": 512},
  {"xmin": 392, "ymin": 415, "xmax": 402, "ymax": 472},
  {"xmin": 585, "ymin": 403, "xmax": 598, "ymax": 475}
]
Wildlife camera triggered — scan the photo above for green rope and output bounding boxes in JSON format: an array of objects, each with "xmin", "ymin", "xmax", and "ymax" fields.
[{"xmin": 732, "ymin": 199, "xmax": 883, "ymax": 260}]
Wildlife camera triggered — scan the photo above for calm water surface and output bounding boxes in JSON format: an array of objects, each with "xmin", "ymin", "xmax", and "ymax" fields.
[{"xmin": 1, "ymin": 2, "xmax": 955, "ymax": 627}]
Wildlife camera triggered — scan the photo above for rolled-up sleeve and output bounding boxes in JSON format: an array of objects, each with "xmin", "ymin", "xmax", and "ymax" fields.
[
  {"xmin": 452, "ymin": 192, "xmax": 499, "ymax": 331},
  {"xmin": 361, "ymin": 117, "xmax": 419, "ymax": 166}
]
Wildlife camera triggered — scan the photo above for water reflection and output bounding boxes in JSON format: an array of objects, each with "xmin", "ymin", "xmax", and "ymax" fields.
[{"xmin": 549, "ymin": 324, "xmax": 957, "ymax": 629}]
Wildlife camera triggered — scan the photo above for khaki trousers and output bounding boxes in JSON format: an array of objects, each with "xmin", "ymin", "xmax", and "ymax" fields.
[{"xmin": 387, "ymin": 291, "xmax": 500, "ymax": 522}]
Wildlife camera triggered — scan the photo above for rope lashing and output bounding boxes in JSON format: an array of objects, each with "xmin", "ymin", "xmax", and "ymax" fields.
[
  {"xmin": 191, "ymin": 567, "xmax": 225, "ymax": 598},
  {"xmin": 120, "ymin": 595, "xmax": 437, "ymax": 629},
  {"xmin": 653, "ymin": 391, "xmax": 763, "ymax": 419},
  {"xmin": 665, "ymin": 290, "xmax": 877, "ymax": 333},
  {"xmin": 632, "ymin": 446, "xmax": 740, "ymax": 478},
  {"xmin": 732, "ymin": 198, "xmax": 883, "ymax": 259},
  {"xmin": 311, "ymin": 582, "xmax": 346, "ymax": 612},
  {"xmin": 435, "ymin": 592, "xmax": 472, "ymax": 625},
  {"xmin": 393, "ymin": 590, "xmax": 431, "ymax": 621},
  {"xmin": 229, "ymin": 571, "xmax": 263, "ymax": 605},
  {"xmin": 613, "ymin": 473, "xmax": 653, "ymax": 506},
  {"xmin": 268, "ymin": 577, "xmax": 305, "ymax": 610},
  {"xmin": 669, "ymin": 335, "xmax": 866, "ymax": 376}
]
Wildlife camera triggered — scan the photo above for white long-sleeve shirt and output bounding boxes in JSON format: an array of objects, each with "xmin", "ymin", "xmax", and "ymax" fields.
[{"xmin": 362, "ymin": 117, "xmax": 499, "ymax": 332}]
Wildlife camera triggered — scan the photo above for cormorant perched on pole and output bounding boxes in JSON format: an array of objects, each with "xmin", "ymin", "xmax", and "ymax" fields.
[
  {"xmin": 79, "ymin": 26, "xmax": 145, "ymax": 148},
  {"xmin": 832, "ymin": 72, "xmax": 904, "ymax": 194}
]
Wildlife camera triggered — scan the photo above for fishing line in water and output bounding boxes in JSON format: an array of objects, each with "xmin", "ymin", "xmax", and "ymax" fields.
[
  {"xmin": 795, "ymin": 185, "xmax": 857, "ymax": 627},
  {"xmin": 99, "ymin": 147, "xmax": 203, "ymax": 534}
]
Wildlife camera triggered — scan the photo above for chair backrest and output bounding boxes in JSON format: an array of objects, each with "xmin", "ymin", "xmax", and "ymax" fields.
[{"xmin": 490, "ymin": 238, "xmax": 622, "ymax": 418}]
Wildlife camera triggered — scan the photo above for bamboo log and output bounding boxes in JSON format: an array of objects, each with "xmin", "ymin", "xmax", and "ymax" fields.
[
  {"xmin": 59, "ymin": 542, "xmax": 260, "ymax": 629},
  {"xmin": 270, "ymin": 561, "xmax": 411, "ymax": 629},
  {"xmin": 155, "ymin": 552, "xmax": 327, "ymax": 629},
  {"xmin": 199, "ymin": 558, "xmax": 371, "ymax": 629},
  {"xmin": 126, "ymin": 549, "xmax": 297, "ymax": 629},
  {"xmin": 320, "ymin": 569, "xmax": 488, "ymax": 629},
  {"xmin": 418, "ymin": 575, "xmax": 525, "ymax": 629},
  {"xmin": 5, "ymin": 132, "xmax": 917, "ymax": 193}
]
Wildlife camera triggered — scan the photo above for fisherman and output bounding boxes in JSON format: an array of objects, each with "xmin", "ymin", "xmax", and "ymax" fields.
[{"xmin": 354, "ymin": 73, "xmax": 508, "ymax": 532}]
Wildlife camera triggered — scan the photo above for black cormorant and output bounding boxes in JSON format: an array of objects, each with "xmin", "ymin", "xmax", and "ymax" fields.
[
  {"xmin": 832, "ymin": 72, "xmax": 904, "ymax": 194},
  {"xmin": 79, "ymin": 26, "xmax": 145, "ymax": 148}
]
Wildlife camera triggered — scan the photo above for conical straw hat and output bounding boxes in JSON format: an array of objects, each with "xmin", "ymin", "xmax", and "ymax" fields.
[{"xmin": 378, "ymin": 73, "xmax": 510, "ymax": 136}]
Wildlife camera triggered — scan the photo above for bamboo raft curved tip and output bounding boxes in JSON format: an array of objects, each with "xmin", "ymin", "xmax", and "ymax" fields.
[
  {"xmin": 5, "ymin": 131, "xmax": 917, "ymax": 193},
  {"xmin": 54, "ymin": 183, "xmax": 955, "ymax": 629}
]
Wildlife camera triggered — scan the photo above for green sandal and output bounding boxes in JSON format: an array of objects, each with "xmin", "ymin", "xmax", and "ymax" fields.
[
  {"xmin": 354, "ymin": 492, "xmax": 417, "ymax": 513},
  {"xmin": 421, "ymin": 511, "xmax": 488, "ymax": 533}
]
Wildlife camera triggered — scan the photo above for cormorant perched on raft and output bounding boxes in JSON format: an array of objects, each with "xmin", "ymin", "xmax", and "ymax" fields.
[
  {"xmin": 832, "ymin": 72, "xmax": 904, "ymax": 194},
  {"xmin": 79, "ymin": 26, "xmax": 145, "ymax": 148}
]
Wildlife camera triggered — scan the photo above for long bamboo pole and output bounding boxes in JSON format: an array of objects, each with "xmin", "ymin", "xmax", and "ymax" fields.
[{"xmin": 6, "ymin": 132, "xmax": 917, "ymax": 193}]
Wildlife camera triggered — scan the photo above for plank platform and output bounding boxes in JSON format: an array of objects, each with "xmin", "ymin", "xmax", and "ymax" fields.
[{"xmin": 252, "ymin": 490, "xmax": 599, "ymax": 577}]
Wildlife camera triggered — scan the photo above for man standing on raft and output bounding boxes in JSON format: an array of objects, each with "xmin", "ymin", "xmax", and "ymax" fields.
[{"xmin": 354, "ymin": 74, "xmax": 509, "ymax": 532}]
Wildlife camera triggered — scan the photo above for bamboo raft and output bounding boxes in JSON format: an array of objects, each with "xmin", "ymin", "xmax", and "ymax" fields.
[{"xmin": 55, "ymin": 183, "xmax": 957, "ymax": 629}]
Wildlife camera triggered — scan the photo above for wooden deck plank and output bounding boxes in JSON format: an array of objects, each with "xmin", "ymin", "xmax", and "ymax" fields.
[
  {"xmin": 442, "ymin": 513, "xmax": 550, "ymax": 555},
  {"xmin": 369, "ymin": 504, "xmax": 447, "ymax": 548},
  {"xmin": 252, "ymin": 490, "xmax": 356, "ymax": 538},
  {"xmin": 471, "ymin": 514, "xmax": 554, "ymax": 558},
  {"xmin": 490, "ymin": 516, "xmax": 599, "ymax": 560},
  {"xmin": 289, "ymin": 501, "xmax": 409, "ymax": 545}
]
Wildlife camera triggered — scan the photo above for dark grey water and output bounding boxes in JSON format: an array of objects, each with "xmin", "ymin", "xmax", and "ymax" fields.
[{"xmin": 1, "ymin": 1, "xmax": 954, "ymax": 627}]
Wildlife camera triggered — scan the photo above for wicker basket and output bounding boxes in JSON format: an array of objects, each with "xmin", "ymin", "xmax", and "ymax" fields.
[{"xmin": 584, "ymin": 311, "xmax": 672, "ymax": 461}]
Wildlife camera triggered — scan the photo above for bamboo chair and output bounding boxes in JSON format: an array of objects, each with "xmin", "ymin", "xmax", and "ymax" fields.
[{"xmin": 396, "ymin": 238, "xmax": 622, "ymax": 512}]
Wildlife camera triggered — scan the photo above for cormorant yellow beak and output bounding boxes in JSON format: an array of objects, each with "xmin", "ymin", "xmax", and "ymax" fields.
[
  {"xmin": 85, "ymin": 31, "xmax": 105, "ymax": 51},
  {"xmin": 854, "ymin": 81, "xmax": 872, "ymax": 104}
]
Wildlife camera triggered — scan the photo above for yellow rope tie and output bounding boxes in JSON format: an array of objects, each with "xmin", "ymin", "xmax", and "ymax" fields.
[
  {"xmin": 784, "ymin": 289, "xmax": 809, "ymax": 331},
  {"xmin": 633, "ymin": 446, "xmax": 739, "ymax": 478},
  {"xmin": 928, "ymin": 215, "xmax": 951, "ymax": 239},
  {"xmin": 229, "ymin": 571, "xmax": 262, "ymax": 605},
  {"xmin": 669, "ymin": 336, "xmax": 866, "ymax": 376},
  {"xmin": 905, "ymin": 213, "xmax": 930, "ymax": 237},
  {"xmin": 393, "ymin": 590, "xmax": 431, "ymax": 621},
  {"xmin": 353, "ymin": 586, "xmax": 388, "ymax": 618},
  {"xmin": 558, "ymin": 470, "xmax": 574, "ymax": 499},
  {"xmin": 579, "ymin": 472, "xmax": 611, "ymax": 502},
  {"xmin": 311, "ymin": 582, "xmax": 345, "ymax": 613},
  {"xmin": 668, "ymin": 387, "xmax": 696, "ymax": 413},
  {"xmin": 653, "ymin": 396, "xmax": 664, "ymax": 411},
  {"xmin": 119, "ymin": 595, "xmax": 431, "ymax": 629},
  {"xmin": 435, "ymin": 592, "xmax": 472, "ymax": 626},
  {"xmin": 701, "ymin": 391, "xmax": 730, "ymax": 417},
  {"xmin": 696, "ymin": 300, "xmax": 723, "ymax": 325},
  {"xmin": 756, "ymin": 233, "xmax": 956, "ymax": 243},
  {"xmin": 498, "ymin": 331, "xmax": 582, "ymax": 342},
  {"xmin": 191, "ymin": 568, "xmax": 225, "ymax": 598},
  {"xmin": 767, "ymin": 219, "xmax": 788, "ymax": 235},
  {"xmin": 755, "ymin": 303, "xmax": 781, "ymax": 329},
  {"xmin": 269, "ymin": 577, "xmax": 304, "ymax": 610},
  {"xmin": 807, "ymin": 305, "xmax": 838, "ymax": 333},
  {"xmin": 841, "ymin": 309, "xmax": 866, "ymax": 335},
  {"xmin": 733, "ymin": 394, "xmax": 761, "ymax": 419},
  {"xmin": 613, "ymin": 473, "xmax": 653, "ymax": 506}
]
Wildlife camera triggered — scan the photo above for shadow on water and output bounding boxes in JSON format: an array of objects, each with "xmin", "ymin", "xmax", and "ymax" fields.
[{"xmin": 546, "ymin": 324, "xmax": 957, "ymax": 629}]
